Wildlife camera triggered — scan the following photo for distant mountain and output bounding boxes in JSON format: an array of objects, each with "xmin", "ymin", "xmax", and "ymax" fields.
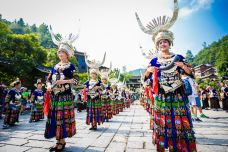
[{"xmin": 130, "ymin": 68, "xmax": 145, "ymax": 76}]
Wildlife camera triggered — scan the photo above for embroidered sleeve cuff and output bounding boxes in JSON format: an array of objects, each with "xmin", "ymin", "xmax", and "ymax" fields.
[{"xmin": 71, "ymin": 78, "xmax": 78, "ymax": 85}]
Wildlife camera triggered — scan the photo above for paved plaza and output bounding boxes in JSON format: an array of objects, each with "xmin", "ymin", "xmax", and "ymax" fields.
[{"xmin": 0, "ymin": 101, "xmax": 228, "ymax": 152}]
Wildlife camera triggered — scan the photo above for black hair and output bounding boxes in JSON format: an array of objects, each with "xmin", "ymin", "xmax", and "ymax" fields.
[{"xmin": 37, "ymin": 82, "xmax": 43, "ymax": 86}]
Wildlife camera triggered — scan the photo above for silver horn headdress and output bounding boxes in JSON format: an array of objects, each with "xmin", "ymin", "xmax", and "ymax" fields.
[
  {"xmin": 135, "ymin": 0, "xmax": 179, "ymax": 49},
  {"xmin": 109, "ymin": 71, "xmax": 120, "ymax": 86},
  {"xmin": 49, "ymin": 25, "xmax": 79, "ymax": 57},
  {"xmin": 84, "ymin": 52, "xmax": 106, "ymax": 75},
  {"xmin": 100, "ymin": 62, "xmax": 112, "ymax": 79},
  {"xmin": 117, "ymin": 78, "xmax": 127, "ymax": 90}
]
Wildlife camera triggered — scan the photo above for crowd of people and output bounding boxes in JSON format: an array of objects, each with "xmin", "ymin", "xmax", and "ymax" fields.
[
  {"xmin": 0, "ymin": 76, "xmax": 133, "ymax": 151},
  {"xmin": 0, "ymin": 76, "xmax": 134, "ymax": 126},
  {"xmin": 1, "ymin": 0, "xmax": 227, "ymax": 152},
  {"xmin": 0, "ymin": 38, "xmax": 134, "ymax": 152},
  {"xmin": 201, "ymin": 82, "xmax": 228, "ymax": 112}
]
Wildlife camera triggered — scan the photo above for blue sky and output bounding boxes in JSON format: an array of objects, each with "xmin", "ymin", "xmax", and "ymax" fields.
[
  {"xmin": 0, "ymin": 0, "xmax": 227, "ymax": 70},
  {"xmin": 173, "ymin": 0, "xmax": 228, "ymax": 55}
]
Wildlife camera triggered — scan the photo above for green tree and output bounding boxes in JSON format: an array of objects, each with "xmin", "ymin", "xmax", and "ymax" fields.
[
  {"xmin": 108, "ymin": 68, "xmax": 120, "ymax": 81},
  {"xmin": 24, "ymin": 25, "xmax": 31, "ymax": 34},
  {"xmin": 0, "ymin": 16, "xmax": 80, "ymax": 86},
  {"xmin": 39, "ymin": 33, "xmax": 56, "ymax": 48},
  {"xmin": 38, "ymin": 23, "xmax": 49, "ymax": 35},
  {"xmin": 120, "ymin": 72, "xmax": 133, "ymax": 82},
  {"xmin": 44, "ymin": 48, "xmax": 58, "ymax": 67},
  {"xmin": 30, "ymin": 24, "xmax": 37, "ymax": 33},
  {"xmin": 17, "ymin": 18, "xmax": 25, "ymax": 27},
  {"xmin": 0, "ymin": 21, "xmax": 10, "ymax": 53},
  {"xmin": 0, "ymin": 32, "xmax": 47, "ymax": 86},
  {"xmin": 78, "ymin": 73, "xmax": 89, "ymax": 84},
  {"xmin": 185, "ymin": 50, "xmax": 194, "ymax": 63},
  {"xmin": 216, "ymin": 47, "xmax": 228, "ymax": 77},
  {"xmin": 9, "ymin": 23, "xmax": 24, "ymax": 34},
  {"xmin": 36, "ymin": 23, "xmax": 56, "ymax": 48}
]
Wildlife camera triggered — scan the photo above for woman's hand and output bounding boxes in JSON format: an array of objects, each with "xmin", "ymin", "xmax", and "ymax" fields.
[
  {"xmin": 175, "ymin": 62, "xmax": 184, "ymax": 68},
  {"xmin": 146, "ymin": 66, "xmax": 154, "ymax": 73},
  {"xmin": 175, "ymin": 62, "xmax": 192, "ymax": 75},
  {"xmin": 144, "ymin": 66, "xmax": 154, "ymax": 78}
]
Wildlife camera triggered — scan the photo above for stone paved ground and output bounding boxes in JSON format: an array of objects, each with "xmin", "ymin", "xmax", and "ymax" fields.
[{"xmin": 0, "ymin": 101, "xmax": 228, "ymax": 152}]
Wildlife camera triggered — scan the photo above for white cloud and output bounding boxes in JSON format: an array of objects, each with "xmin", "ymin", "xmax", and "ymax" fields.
[{"xmin": 180, "ymin": 0, "xmax": 214, "ymax": 17}]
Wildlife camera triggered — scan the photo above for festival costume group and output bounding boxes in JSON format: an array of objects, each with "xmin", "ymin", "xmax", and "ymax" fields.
[
  {"xmin": 3, "ymin": 78, "xmax": 46, "ymax": 128},
  {"xmin": 2, "ymin": 29, "xmax": 132, "ymax": 151},
  {"xmin": 83, "ymin": 53, "xmax": 132, "ymax": 130},
  {"xmin": 2, "ymin": 0, "xmax": 198, "ymax": 151}
]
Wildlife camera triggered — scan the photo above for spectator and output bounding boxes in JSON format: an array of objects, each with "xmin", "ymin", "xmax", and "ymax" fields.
[
  {"xmin": 0, "ymin": 83, "xmax": 7, "ymax": 119},
  {"xmin": 220, "ymin": 82, "xmax": 228, "ymax": 112},
  {"xmin": 201, "ymin": 88, "xmax": 210, "ymax": 110},
  {"xmin": 182, "ymin": 75, "xmax": 209, "ymax": 122},
  {"xmin": 207, "ymin": 86, "xmax": 220, "ymax": 111}
]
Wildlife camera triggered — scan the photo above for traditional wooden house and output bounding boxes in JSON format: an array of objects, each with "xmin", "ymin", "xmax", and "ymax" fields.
[
  {"xmin": 193, "ymin": 64, "xmax": 218, "ymax": 80},
  {"xmin": 127, "ymin": 75, "xmax": 141, "ymax": 91}
]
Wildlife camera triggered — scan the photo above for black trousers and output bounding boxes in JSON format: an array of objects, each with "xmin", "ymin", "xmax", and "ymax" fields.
[
  {"xmin": 202, "ymin": 98, "xmax": 209, "ymax": 109},
  {"xmin": 210, "ymin": 97, "xmax": 220, "ymax": 109},
  {"xmin": 222, "ymin": 97, "xmax": 228, "ymax": 110},
  {"xmin": 76, "ymin": 102, "xmax": 85, "ymax": 111}
]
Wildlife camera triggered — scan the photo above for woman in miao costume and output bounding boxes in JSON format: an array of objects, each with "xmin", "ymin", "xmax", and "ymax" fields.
[
  {"xmin": 44, "ymin": 26, "xmax": 79, "ymax": 151},
  {"xmin": 3, "ymin": 78, "xmax": 22, "ymax": 129},
  {"xmin": 100, "ymin": 62, "xmax": 113, "ymax": 122},
  {"xmin": 139, "ymin": 86, "xmax": 145, "ymax": 106},
  {"xmin": 29, "ymin": 79, "xmax": 45, "ymax": 123},
  {"xmin": 109, "ymin": 73, "xmax": 120, "ymax": 116},
  {"xmin": 84, "ymin": 52, "xmax": 106, "ymax": 130},
  {"xmin": 117, "ymin": 81, "xmax": 126, "ymax": 112},
  {"xmin": 136, "ymin": 0, "xmax": 197, "ymax": 151},
  {"xmin": 125, "ymin": 89, "xmax": 131, "ymax": 109}
]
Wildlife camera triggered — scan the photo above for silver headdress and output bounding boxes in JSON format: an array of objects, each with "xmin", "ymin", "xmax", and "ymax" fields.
[
  {"xmin": 109, "ymin": 71, "xmax": 120, "ymax": 86},
  {"xmin": 84, "ymin": 52, "xmax": 106, "ymax": 75},
  {"xmin": 10, "ymin": 78, "xmax": 21, "ymax": 87},
  {"xmin": 117, "ymin": 82, "xmax": 124, "ymax": 90},
  {"xmin": 100, "ymin": 62, "xmax": 112, "ymax": 79},
  {"xmin": 34, "ymin": 78, "xmax": 44, "ymax": 87},
  {"xmin": 135, "ymin": 0, "xmax": 179, "ymax": 49},
  {"xmin": 49, "ymin": 26, "xmax": 79, "ymax": 57},
  {"xmin": 117, "ymin": 78, "xmax": 127, "ymax": 90}
]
